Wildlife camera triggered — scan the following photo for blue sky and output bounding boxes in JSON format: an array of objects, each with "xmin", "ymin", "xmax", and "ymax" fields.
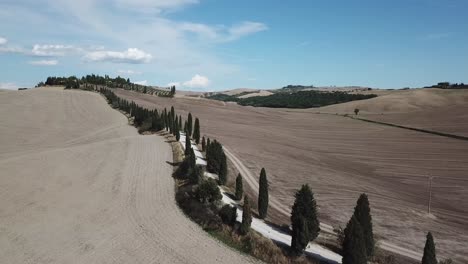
[{"xmin": 0, "ymin": 0, "xmax": 467, "ymax": 90}]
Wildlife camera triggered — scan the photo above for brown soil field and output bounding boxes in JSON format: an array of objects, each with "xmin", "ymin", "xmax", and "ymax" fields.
[
  {"xmin": 320, "ymin": 88, "xmax": 468, "ymax": 137},
  {"xmin": 0, "ymin": 87, "xmax": 254, "ymax": 264},
  {"xmin": 115, "ymin": 88, "xmax": 468, "ymax": 262}
]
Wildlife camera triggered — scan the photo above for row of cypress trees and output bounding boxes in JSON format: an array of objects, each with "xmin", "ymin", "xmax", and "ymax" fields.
[{"xmin": 101, "ymin": 87, "xmax": 438, "ymax": 264}]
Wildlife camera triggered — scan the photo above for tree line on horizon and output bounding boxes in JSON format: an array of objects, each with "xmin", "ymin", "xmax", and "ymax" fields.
[
  {"xmin": 37, "ymin": 74, "xmax": 176, "ymax": 97},
  {"xmin": 425, "ymin": 82, "xmax": 468, "ymax": 89},
  {"xmin": 208, "ymin": 90, "xmax": 377, "ymax": 109}
]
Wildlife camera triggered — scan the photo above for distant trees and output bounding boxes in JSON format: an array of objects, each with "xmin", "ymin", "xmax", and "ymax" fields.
[
  {"xmin": 353, "ymin": 194, "xmax": 374, "ymax": 258},
  {"xmin": 170, "ymin": 85, "xmax": 176, "ymax": 96},
  {"xmin": 426, "ymin": 82, "xmax": 468, "ymax": 89},
  {"xmin": 209, "ymin": 90, "xmax": 377, "ymax": 109},
  {"xmin": 290, "ymin": 184, "xmax": 320, "ymax": 255},
  {"xmin": 354, "ymin": 108, "xmax": 360, "ymax": 115},
  {"xmin": 258, "ymin": 168, "xmax": 269, "ymax": 219},
  {"xmin": 43, "ymin": 74, "xmax": 177, "ymax": 97},
  {"xmin": 240, "ymin": 196, "xmax": 252, "ymax": 235},
  {"xmin": 206, "ymin": 140, "xmax": 227, "ymax": 185},
  {"xmin": 98, "ymin": 88, "xmax": 166, "ymax": 133},
  {"xmin": 193, "ymin": 118, "xmax": 200, "ymax": 144},
  {"xmin": 342, "ymin": 216, "xmax": 367, "ymax": 264},
  {"xmin": 422, "ymin": 232, "xmax": 437, "ymax": 264},
  {"xmin": 235, "ymin": 173, "xmax": 243, "ymax": 200}
]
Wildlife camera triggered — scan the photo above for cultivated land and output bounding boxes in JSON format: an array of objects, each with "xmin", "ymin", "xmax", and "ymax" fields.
[
  {"xmin": 320, "ymin": 88, "xmax": 468, "ymax": 137},
  {"xmin": 115, "ymin": 88, "xmax": 468, "ymax": 262},
  {"xmin": 0, "ymin": 87, "xmax": 254, "ymax": 264}
]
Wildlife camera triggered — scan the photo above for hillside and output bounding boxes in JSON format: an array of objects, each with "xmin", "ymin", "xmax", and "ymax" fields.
[
  {"xmin": 319, "ymin": 88, "xmax": 468, "ymax": 136},
  {"xmin": 0, "ymin": 87, "xmax": 253, "ymax": 264}
]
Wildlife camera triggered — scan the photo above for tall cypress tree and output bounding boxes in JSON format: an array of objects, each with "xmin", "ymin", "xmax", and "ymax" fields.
[
  {"xmin": 353, "ymin": 193, "xmax": 374, "ymax": 258},
  {"xmin": 193, "ymin": 118, "xmax": 200, "ymax": 144},
  {"xmin": 202, "ymin": 136, "xmax": 206, "ymax": 152},
  {"xmin": 258, "ymin": 168, "xmax": 269, "ymax": 219},
  {"xmin": 235, "ymin": 173, "xmax": 243, "ymax": 200},
  {"xmin": 207, "ymin": 138, "xmax": 211, "ymax": 149},
  {"xmin": 187, "ymin": 113, "xmax": 193, "ymax": 136},
  {"xmin": 342, "ymin": 215, "xmax": 367, "ymax": 264},
  {"xmin": 178, "ymin": 115, "xmax": 182, "ymax": 130},
  {"xmin": 290, "ymin": 184, "xmax": 320, "ymax": 255},
  {"xmin": 175, "ymin": 121, "xmax": 180, "ymax": 141},
  {"xmin": 185, "ymin": 133, "xmax": 191, "ymax": 155},
  {"xmin": 240, "ymin": 196, "xmax": 252, "ymax": 235},
  {"xmin": 218, "ymin": 153, "xmax": 227, "ymax": 185},
  {"xmin": 422, "ymin": 232, "xmax": 437, "ymax": 264},
  {"xmin": 170, "ymin": 106, "xmax": 175, "ymax": 121}
]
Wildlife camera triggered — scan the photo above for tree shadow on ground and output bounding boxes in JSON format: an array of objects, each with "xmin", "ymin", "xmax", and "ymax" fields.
[{"xmin": 166, "ymin": 161, "xmax": 181, "ymax": 166}]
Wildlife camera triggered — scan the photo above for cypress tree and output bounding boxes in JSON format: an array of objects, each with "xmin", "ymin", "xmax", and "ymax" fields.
[
  {"xmin": 184, "ymin": 121, "xmax": 187, "ymax": 132},
  {"xmin": 258, "ymin": 168, "xmax": 269, "ymax": 219},
  {"xmin": 193, "ymin": 118, "xmax": 200, "ymax": 144},
  {"xmin": 179, "ymin": 115, "xmax": 182, "ymax": 130},
  {"xmin": 161, "ymin": 112, "xmax": 166, "ymax": 129},
  {"xmin": 185, "ymin": 133, "xmax": 191, "ymax": 155},
  {"xmin": 202, "ymin": 136, "xmax": 206, "ymax": 152},
  {"xmin": 170, "ymin": 106, "xmax": 175, "ymax": 120},
  {"xmin": 175, "ymin": 122, "xmax": 180, "ymax": 141},
  {"xmin": 422, "ymin": 232, "xmax": 437, "ymax": 264},
  {"xmin": 187, "ymin": 113, "xmax": 193, "ymax": 136},
  {"xmin": 207, "ymin": 138, "xmax": 211, "ymax": 149},
  {"xmin": 235, "ymin": 173, "xmax": 243, "ymax": 200},
  {"xmin": 290, "ymin": 184, "xmax": 320, "ymax": 255},
  {"xmin": 240, "ymin": 196, "xmax": 252, "ymax": 235},
  {"xmin": 218, "ymin": 153, "xmax": 227, "ymax": 185},
  {"xmin": 342, "ymin": 215, "xmax": 367, "ymax": 264},
  {"xmin": 353, "ymin": 193, "xmax": 374, "ymax": 258}
]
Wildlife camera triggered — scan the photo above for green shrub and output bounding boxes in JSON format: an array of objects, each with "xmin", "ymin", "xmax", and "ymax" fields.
[
  {"xmin": 219, "ymin": 205, "xmax": 237, "ymax": 226},
  {"xmin": 197, "ymin": 178, "xmax": 222, "ymax": 203}
]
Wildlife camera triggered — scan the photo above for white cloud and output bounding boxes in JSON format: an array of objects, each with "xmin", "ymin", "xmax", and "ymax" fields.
[
  {"xmin": 0, "ymin": 37, "xmax": 7, "ymax": 45},
  {"xmin": 183, "ymin": 74, "xmax": 210, "ymax": 88},
  {"xmin": 118, "ymin": 69, "xmax": 142, "ymax": 75},
  {"xmin": 28, "ymin": 59, "xmax": 58, "ymax": 66},
  {"xmin": 31, "ymin": 44, "xmax": 79, "ymax": 56},
  {"xmin": 84, "ymin": 48, "xmax": 152, "ymax": 64},
  {"xmin": 0, "ymin": 82, "xmax": 18, "ymax": 90},
  {"xmin": 134, "ymin": 80, "xmax": 148, "ymax": 85},
  {"xmin": 0, "ymin": 46, "xmax": 23, "ymax": 53},
  {"xmin": 176, "ymin": 21, "xmax": 268, "ymax": 42},
  {"xmin": 167, "ymin": 82, "xmax": 181, "ymax": 87},
  {"xmin": 225, "ymin": 22, "xmax": 268, "ymax": 41},
  {"xmin": 169, "ymin": 74, "xmax": 211, "ymax": 89},
  {"xmin": 115, "ymin": 0, "xmax": 198, "ymax": 13}
]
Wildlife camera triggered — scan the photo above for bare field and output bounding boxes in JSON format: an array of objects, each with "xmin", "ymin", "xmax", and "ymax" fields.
[
  {"xmin": 320, "ymin": 88, "xmax": 468, "ymax": 137},
  {"xmin": 0, "ymin": 88, "xmax": 254, "ymax": 264},
  {"xmin": 115, "ymin": 88, "xmax": 468, "ymax": 262}
]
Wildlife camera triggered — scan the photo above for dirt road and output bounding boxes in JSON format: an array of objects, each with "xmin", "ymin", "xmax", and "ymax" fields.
[{"xmin": 0, "ymin": 88, "xmax": 254, "ymax": 264}]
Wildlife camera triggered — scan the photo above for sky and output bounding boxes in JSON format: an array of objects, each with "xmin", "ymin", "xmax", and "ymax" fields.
[{"xmin": 0, "ymin": 0, "xmax": 467, "ymax": 91}]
